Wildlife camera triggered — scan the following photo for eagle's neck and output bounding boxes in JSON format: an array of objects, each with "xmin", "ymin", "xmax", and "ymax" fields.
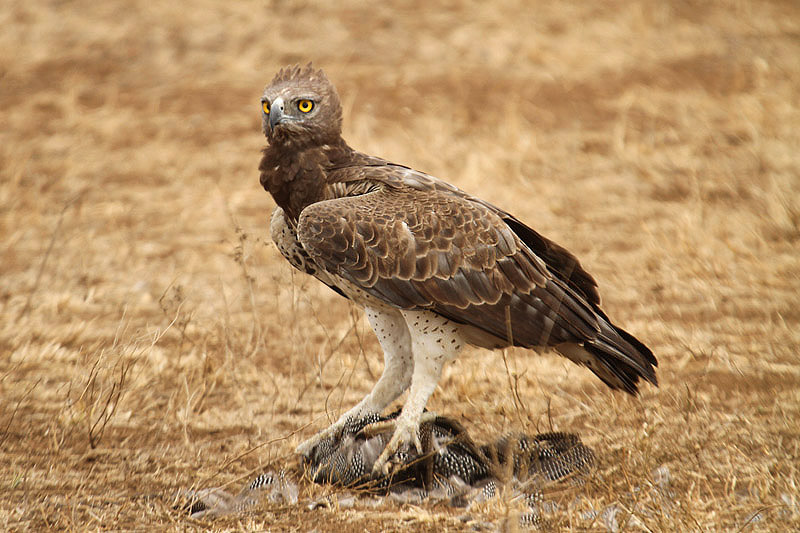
[{"xmin": 259, "ymin": 138, "xmax": 352, "ymax": 221}]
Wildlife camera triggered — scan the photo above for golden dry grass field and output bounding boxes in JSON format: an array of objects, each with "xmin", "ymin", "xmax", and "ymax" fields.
[{"xmin": 2, "ymin": 0, "xmax": 799, "ymax": 531}]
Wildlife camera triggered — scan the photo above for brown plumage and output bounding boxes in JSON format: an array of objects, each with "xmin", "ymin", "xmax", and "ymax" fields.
[{"xmin": 260, "ymin": 64, "xmax": 657, "ymax": 471}]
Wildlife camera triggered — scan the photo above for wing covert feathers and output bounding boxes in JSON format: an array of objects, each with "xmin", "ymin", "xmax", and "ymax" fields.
[{"xmin": 295, "ymin": 166, "xmax": 656, "ymax": 394}]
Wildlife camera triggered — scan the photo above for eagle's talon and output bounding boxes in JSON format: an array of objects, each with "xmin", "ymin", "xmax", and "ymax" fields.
[
  {"xmin": 296, "ymin": 411, "xmax": 382, "ymax": 458},
  {"xmin": 295, "ymin": 433, "xmax": 324, "ymax": 458},
  {"xmin": 295, "ymin": 420, "xmax": 347, "ymax": 458},
  {"xmin": 417, "ymin": 411, "xmax": 439, "ymax": 428},
  {"xmin": 357, "ymin": 419, "xmax": 396, "ymax": 440},
  {"xmin": 371, "ymin": 416, "xmax": 426, "ymax": 474},
  {"xmin": 360, "ymin": 411, "xmax": 439, "ymax": 440}
]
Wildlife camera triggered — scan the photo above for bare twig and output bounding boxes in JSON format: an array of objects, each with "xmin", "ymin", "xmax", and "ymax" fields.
[
  {"xmin": 296, "ymin": 320, "xmax": 358, "ymax": 404},
  {"xmin": 189, "ymin": 423, "xmax": 314, "ymax": 493},
  {"xmin": 216, "ymin": 184, "xmax": 263, "ymax": 358},
  {"xmin": 735, "ymin": 506, "xmax": 786, "ymax": 533},
  {"xmin": 0, "ymin": 378, "xmax": 41, "ymax": 447},
  {"xmin": 501, "ymin": 306, "xmax": 528, "ymax": 428},
  {"xmin": 86, "ymin": 357, "xmax": 132, "ymax": 449},
  {"xmin": 18, "ymin": 192, "xmax": 83, "ymax": 319}
]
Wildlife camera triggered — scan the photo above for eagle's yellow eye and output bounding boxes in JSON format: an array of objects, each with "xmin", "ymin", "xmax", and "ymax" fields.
[
  {"xmin": 262, "ymin": 101, "xmax": 270, "ymax": 114},
  {"xmin": 297, "ymin": 99, "xmax": 314, "ymax": 113}
]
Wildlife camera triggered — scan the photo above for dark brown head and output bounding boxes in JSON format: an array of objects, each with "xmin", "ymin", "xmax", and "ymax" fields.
[{"xmin": 261, "ymin": 64, "xmax": 343, "ymax": 147}]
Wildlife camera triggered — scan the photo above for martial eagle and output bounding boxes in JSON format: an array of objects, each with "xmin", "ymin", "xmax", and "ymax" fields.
[{"xmin": 258, "ymin": 64, "xmax": 657, "ymax": 472}]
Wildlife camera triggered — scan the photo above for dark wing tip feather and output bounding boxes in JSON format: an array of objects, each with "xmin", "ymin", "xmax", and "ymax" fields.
[
  {"xmin": 585, "ymin": 345, "xmax": 646, "ymax": 395},
  {"xmin": 585, "ymin": 322, "xmax": 658, "ymax": 395},
  {"xmin": 502, "ymin": 216, "xmax": 601, "ymax": 305},
  {"xmin": 502, "ymin": 215, "xmax": 658, "ymax": 394},
  {"xmin": 614, "ymin": 323, "xmax": 658, "ymax": 369}
]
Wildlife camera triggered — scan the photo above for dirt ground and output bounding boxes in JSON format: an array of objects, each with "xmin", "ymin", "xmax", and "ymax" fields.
[{"xmin": 2, "ymin": 0, "xmax": 799, "ymax": 531}]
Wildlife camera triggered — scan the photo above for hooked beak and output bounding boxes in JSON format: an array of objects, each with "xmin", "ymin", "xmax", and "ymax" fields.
[{"xmin": 269, "ymin": 97, "xmax": 285, "ymax": 131}]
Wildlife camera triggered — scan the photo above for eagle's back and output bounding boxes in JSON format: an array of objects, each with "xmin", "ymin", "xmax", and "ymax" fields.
[{"xmin": 264, "ymin": 128, "xmax": 656, "ymax": 395}]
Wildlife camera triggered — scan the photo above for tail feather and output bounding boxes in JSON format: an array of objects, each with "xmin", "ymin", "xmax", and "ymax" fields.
[{"xmin": 557, "ymin": 322, "xmax": 658, "ymax": 395}]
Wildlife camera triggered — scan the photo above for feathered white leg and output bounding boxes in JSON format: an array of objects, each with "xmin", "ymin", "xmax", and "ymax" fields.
[
  {"xmin": 372, "ymin": 310, "xmax": 465, "ymax": 473},
  {"xmin": 295, "ymin": 307, "xmax": 413, "ymax": 457}
]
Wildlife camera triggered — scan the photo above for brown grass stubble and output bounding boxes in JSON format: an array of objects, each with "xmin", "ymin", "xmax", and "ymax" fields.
[{"xmin": 1, "ymin": 0, "xmax": 798, "ymax": 530}]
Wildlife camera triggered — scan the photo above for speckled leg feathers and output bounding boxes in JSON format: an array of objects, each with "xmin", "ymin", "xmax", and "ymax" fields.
[
  {"xmin": 372, "ymin": 310, "xmax": 465, "ymax": 473},
  {"xmin": 295, "ymin": 307, "xmax": 413, "ymax": 457},
  {"xmin": 296, "ymin": 308, "xmax": 466, "ymax": 471}
]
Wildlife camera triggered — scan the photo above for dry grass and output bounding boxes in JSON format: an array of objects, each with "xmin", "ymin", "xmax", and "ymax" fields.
[{"xmin": 2, "ymin": 0, "xmax": 799, "ymax": 530}]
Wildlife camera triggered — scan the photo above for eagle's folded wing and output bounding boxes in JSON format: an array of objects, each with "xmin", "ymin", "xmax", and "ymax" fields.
[{"xmin": 297, "ymin": 182, "xmax": 604, "ymax": 349}]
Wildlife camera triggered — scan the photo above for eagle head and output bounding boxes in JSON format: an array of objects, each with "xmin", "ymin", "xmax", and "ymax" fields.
[{"xmin": 261, "ymin": 63, "xmax": 343, "ymax": 147}]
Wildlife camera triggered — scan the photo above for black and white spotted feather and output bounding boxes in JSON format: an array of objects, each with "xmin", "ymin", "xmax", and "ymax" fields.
[{"xmin": 181, "ymin": 412, "xmax": 594, "ymax": 527}]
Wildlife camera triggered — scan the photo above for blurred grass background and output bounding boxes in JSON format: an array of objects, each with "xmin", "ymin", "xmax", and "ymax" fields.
[{"xmin": 1, "ymin": 0, "xmax": 798, "ymax": 530}]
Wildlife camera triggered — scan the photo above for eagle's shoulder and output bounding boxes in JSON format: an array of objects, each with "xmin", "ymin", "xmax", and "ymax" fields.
[{"xmin": 323, "ymin": 161, "xmax": 600, "ymax": 306}]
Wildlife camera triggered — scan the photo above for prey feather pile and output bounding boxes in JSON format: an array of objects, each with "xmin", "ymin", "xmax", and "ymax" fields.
[{"xmin": 180, "ymin": 412, "xmax": 594, "ymax": 527}]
